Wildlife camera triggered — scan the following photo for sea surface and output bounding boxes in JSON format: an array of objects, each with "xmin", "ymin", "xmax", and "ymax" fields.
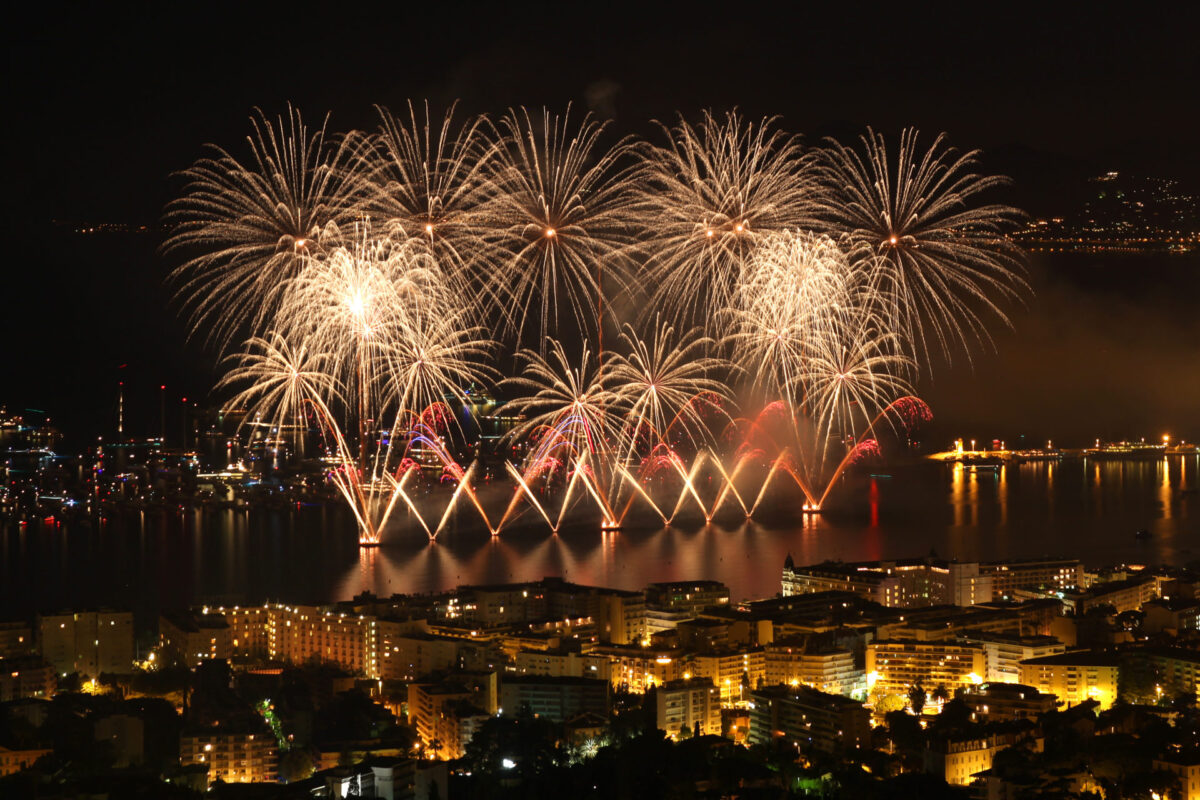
[{"xmin": 3, "ymin": 456, "xmax": 1198, "ymax": 628}]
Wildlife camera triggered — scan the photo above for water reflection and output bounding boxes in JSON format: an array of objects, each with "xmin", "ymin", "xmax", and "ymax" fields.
[
  {"xmin": 999, "ymin": 465, "xmax": 1008, "ymax": 527},
  {"xmin": 2, "ymin": 458, "xmax": 1197, "ymax": 620},
  {"xmin": 1160, "ymin": 457, "xmax": 1171, "ymax": 521}
]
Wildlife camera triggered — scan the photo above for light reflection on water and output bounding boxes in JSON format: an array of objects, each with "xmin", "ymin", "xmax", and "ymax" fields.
[{"xmin": 2, "ymin": 457, "xmax": 1197, "ymax": 623}]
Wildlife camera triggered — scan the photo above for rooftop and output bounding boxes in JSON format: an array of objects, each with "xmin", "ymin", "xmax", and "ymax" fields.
[{"xmin": 1019, "ymin": 652, "xmax": 1120, "ymax": 667}]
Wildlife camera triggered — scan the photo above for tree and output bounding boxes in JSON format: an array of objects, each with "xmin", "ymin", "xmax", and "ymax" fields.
[
  {"xmin": 279, "ymin": 748, "xmax": 315, "ymax": 783},
  {"xmin": 1122, "ymin": 768, "xmax": 1181, "ymax": 800},
  {"xmin": 1118, "ymin": 653, "xmax": 1162, "ymax": 705},
  {"xmin": 908, "ymin": 683, "xmax": 927, "ymax": 715},
  {"xmin": 875, "ymin": 693, "xmax": 908, "ymax": 714},
  {"xmin": 57, "ymin": 672, "xmax": 84, "ymax": 693},
  {"xmin": 932, "ymin": 684, "xmax": 950, "ymax": 704},
  {"xmin": 929, "ymin": 698, "xmax": 974, "ymax": 736},
  {"xmin": 1171, "ymin": 688, "xmax": 1197, "ymax": 714},
  {"xmin": 463, "ymin": 707, "xmax": 559, "ymax": 778},
  {"xmin": 885, "ymin": 710, "xmax": 925, "ymax": 753}
]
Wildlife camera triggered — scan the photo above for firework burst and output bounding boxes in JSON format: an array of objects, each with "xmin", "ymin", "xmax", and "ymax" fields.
[
  {"xmin": 501, "ymin": 339, "xmax": 623, "ymax": 466},
  {"xmin": 815, "ymin": 128, "xmax": 1026, "ymax": 364},
  {"xmin": 484, "ymin": 106, "xmax": 643, "ymax": 345},
  {"xmin": 637, "ymin": 110, "xmax": 821, "ymax": 326},
  {"xmin": 276, "ymin": 227, "xmax": 454, "ymax": 401},
  {"xmin": 609, "ymin": 317, "xmax": 732, "ymax": 460},
  {"xmin": 216, "ymin": 332, "xmax": 343, "ymax": 439},
  {"xmin": 366, "ymin": 101, "xmax": 499, "ymax": 316},
  {"xmin": 800, "ymin": 305, "xmax": 914, "ymax": 448},
  {"xmin": 164, "ymin": 105, "xmax": 370, "ymax": 351},
  {"xmin": 166, "ymin": 101, "xmax": 1020, "ymax": 541},
  {"xmin": 726, "ymin": 230, "xmax": 859, "ymax": 399}
]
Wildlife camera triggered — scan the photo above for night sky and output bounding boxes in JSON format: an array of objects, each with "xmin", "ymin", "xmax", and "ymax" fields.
[{"xmin": 5, "ymin": 4, "xmax": 1199, "ymax": 447}]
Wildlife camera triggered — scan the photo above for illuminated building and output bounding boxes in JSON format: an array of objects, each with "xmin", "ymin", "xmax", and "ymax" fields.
[
  {"xmin": 590, "ymin": 644, "xmax": 683, "ymax": 693},
  {"xmin": 947, "ymin": 562, "xmax": 994, "ymax": 606},
  {"xmin": 866, "ymin": 640, "xmax": 986, "ymax": 697},
  {"xmin": 657, "ymin": 677, "xmax": 722, "ymax": 739},
  {"xmin": 407, "ymin": 681, "xmax": 485, "ymax": 759},
  {"xmin": 956, "ymin": 633, "xmax": 1066, "ymax": 683},
  {"xmin": 447, "ymin": 578, "xmax": 646, "ymax": 645},
  {"xmin": 783, "ymin": 558, "xmax": 949, "ymax": 607},
  {"xmin": 0, "ymin": 745, "xmax": 53, "ymax": 777},
  {"xmin": 763, "ymin": 639, "xmax": 809, "ymax": 688},
  {"xmin": 206, "ymin": 603, "xmax": 502, "ymax": 680},
  {"xmin": 925, "ymin": 731, "xmax": 1043, "ymax": 786},
  {"xmin": 512, "ymin": 649, "xmax": 612, "ymax": 682},
  {"xmin": 645, "ymin": 581, "xmax": 731, "ymax": 616},
  {"xmin": 593, "ymin": 590, "xmax": 646, "ymax": 646},
  {"xmin": 873, "ymin": 606, "xmax": 1040, "ymax": 642},
  {"xmin": 0, "ymin": 621, "xmax": 32, "ymax": 658},
  {"xmin": 764, "ymin": 643, "xmax": 864, "ymax": 697},
  {"xmin": 220, "ymin": 605, "xmax": 270, "ymax": 658},
  {"xmin": 266, "ymin": 604, "xmax": 378, "ymax": 677},
  {"xmin": 180, "ymin": 724, "xmax": 277, "ymax": 786},
  {"xmin": 1066, "ymin": 575, "xmax": 1158, "ymax": 615},
  {"xmin": 1131, "ymin": 647, "xmax": 1200, "ymax": 698},
  {"xmin": 1153, "ymin": 751, "xmax": 1200, "ymax": 800},
  {"xmin": 784, "ymin": 556, "xmax": 1087, "ymax": 608},
  {"xmin": 644, "ymin": 606, "xmax": 694, "ymax": 638},
  {"xmin": 1142, "ymin": 597, "xmax": 1200, "ymax": 635},
  {"xmin": 748, "ymin": 684, "xmax": 870, "ymax": 752},
  {"xmin": 377, "ymin": 629, "xmax": 467, "ymax": 682},
  {"xmin": 782, "ymin": 558, "xmax": 993, "ymax": 608},
  {"xmin": 1018, "ymin": 652, "xmax": 1119, "ymax": 709},
  {"xmin": 676, "ymin": 618, "xmax": 732, "ymax": 652},
  {"xmin": 158, "ymin": 612, "xmax": 232, "ymax": 668},
  {"xmin": 978, "ymin": 558, "xmax": 1082, "ymax": 598},
  {"xmin": 691, "ymin": 606, "xmax": 777, "ymax": 648},
  {"xmin": 37, "ymin": 610, "xmax": 134, "ymax": 678},
  {"xmin": 498, "ymin": 675, "xmax": 610, "ymax": 722},
  {"xmin": 686, "ymin": 647, "xmax": 765, "ymax": 705},
  {"xmin": 430, "ymin": 699, "xmax": 489, "ymax": 760},
  {"xmin": 961, "ymin": 682, "xmax": 1057, "ymax": 722},
  {"xmin": 0, "ymin": 656, "xmax": 56, "ymax": 701}
]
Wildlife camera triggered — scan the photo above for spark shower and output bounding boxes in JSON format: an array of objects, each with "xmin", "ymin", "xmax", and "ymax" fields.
[{"xmin": 165, "ymin": 102, "xmax": 1025, "ymax": 545}]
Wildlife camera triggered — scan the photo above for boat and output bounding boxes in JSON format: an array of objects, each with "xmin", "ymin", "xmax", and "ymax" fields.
[{"xmin": 1134, "ymin": 529, "xmax": 1151, "ymax": 540}]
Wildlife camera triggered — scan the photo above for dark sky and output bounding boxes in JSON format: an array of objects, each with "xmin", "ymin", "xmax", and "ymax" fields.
[{"xmin": 4, "ymin": 3, "xmax": 1199, "ymax": 446}]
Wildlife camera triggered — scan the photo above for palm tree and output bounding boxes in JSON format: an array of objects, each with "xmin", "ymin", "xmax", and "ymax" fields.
[{"xmin": 908, "ymin": 683, "xmax": 927, "ymax": 715}]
